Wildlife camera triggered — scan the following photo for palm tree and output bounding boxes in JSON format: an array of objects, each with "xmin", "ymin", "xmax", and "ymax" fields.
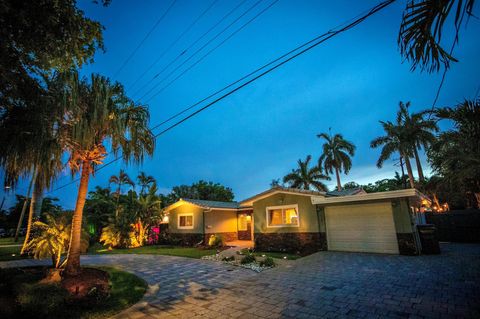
[
  {"xmin": 397, "ymin": 102, "xmax": 438, "ymax": 182},
  {"xmin": 62, "ymin": 72, "xmax": 155, "ymax": 275},
  {"xmin": 317, "ymin": 132, "xmax": 356, "ymax": 191},
  {"xmin": 135, "ymin": 183, "xmax": 162, "ymax": 245},
  {"xmin": 110, "ymin": 169, "xmax": 135, "ymax": 195},
  {"xmin": 137, "ymin": 171, "xmax": 155, "ymax": 194},
  {"xmin": 283, "ymin": 155, "xmax": 330, "ymax": 191},
  {"xmin": 371, "ymin": 121, "xmax": 416, "ymax": 188},
  {"xmin": 398, "ymin": 0, "xmax": 476, "ymax": 73}
]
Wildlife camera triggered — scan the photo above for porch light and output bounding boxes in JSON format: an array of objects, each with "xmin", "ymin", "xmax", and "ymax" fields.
[
  {"xmin": 246, "ymin": 215, "xmax": 251, "ymax": 221},
  {"xmin": 162, "ymin": 216, "xmax": 169, "ymax": 223}
]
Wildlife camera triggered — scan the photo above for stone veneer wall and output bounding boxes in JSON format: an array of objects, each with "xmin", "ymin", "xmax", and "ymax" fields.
[
  {"xmin": 396, "ymin": 233, "xmax": 418, "ymax": 255},
  {"xmin": 254, "ymin": 232, "xmax": 326, "ymax": 255},
  {"xmin": 204, "ymin": 232, "xmax": 237, "ymax": 243}
]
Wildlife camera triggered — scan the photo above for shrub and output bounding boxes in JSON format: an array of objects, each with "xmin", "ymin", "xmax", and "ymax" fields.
[
  {"xmin": 240, "ymin": 254, "xmax": 256, "ymax": 264},
  {"xmin": 208, "ymin": 234, "xmax": 224, "ymax": 248},
  {"xmin": 222, "ymin": 256, "xmax": 235, "ymax": 262},
  {"xmin": 260, "ymin": 257, "xmax": 275, "ymax": 267}
]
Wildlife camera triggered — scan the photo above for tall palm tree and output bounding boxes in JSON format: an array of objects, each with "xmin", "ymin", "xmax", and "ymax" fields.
[
  {"xmin": 317, "ymin": 132, "xmax": 356, "ymax": 191},
  {"xmin": 371, "ymin": 121, "xmax": 416, "ymax": 188},
  {"xmin": 137, "ymin": 171, "xmax": 155, "ymax": 194},
  {"xmin": 283, "ymin": 155, "xmax": 330, "ymax": 191},
  {"xmin": 110, "ymin": 169, "xmax": 135, "ymax": 195},
  {"xmin": 397, "ymin": 102, "xmax": 438, "ymax": 182},
  {"xmin": 62, "ymin": 72, "xmax": 155, "ymax": 276}
]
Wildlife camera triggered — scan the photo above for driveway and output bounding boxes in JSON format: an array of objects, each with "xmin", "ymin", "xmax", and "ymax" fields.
[{"xmin": 1, "ymin": 243, "xmax": 479, "ymax": 318}]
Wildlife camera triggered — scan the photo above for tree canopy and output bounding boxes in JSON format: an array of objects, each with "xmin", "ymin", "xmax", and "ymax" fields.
[{"xmin": 169, "ymin": 180, "xmax": 235, "ymax": 203}]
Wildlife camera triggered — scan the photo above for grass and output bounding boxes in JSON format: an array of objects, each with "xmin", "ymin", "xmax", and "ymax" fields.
[
  {"xmin": 88, "ymin": 243, "xmax": 216, "ymax": 259},
  {"xmin": 0, "ymin": 266, "xmax": 147, "ymax": 319},
  {"xmin": 0, "ymin": 245, "xmax": 26, "ymax": 261},
  {"xmin": 0, "ymin": 236, "xmax": 25, "ymax": 245},
  {"xmin": 240, "ymin": 248, "xmax": 301, "ymax": 260}
]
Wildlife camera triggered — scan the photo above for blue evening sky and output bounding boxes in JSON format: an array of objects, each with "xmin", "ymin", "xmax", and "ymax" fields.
[{"xmin": 2, "ymin": 0, "xmax": 479, "ymax": 209}]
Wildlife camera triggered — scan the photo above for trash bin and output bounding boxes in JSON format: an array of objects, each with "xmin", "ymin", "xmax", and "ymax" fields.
[{"xmin": 417, "ymin": 224, "xmax": 441, "ymax": 254}]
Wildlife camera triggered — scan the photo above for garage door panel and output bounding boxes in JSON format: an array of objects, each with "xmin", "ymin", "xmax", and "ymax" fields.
[{"xmin": 325, "ymin": 202, "xmax": 399, "ymax": 254}]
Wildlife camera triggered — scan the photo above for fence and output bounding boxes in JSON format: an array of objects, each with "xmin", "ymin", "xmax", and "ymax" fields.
[{"xmin": 425, "ymin": 210, "xmax": 480, "ymax": 243}]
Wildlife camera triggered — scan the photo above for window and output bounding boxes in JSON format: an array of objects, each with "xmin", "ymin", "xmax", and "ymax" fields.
[
  {"xmin": 266, "ymin": 205, "xmax": 299, "ymax": 227},
  {"xmin": 238, "ymin": 214, "xmax": 248, "ymax": 231},
  {"xmin": 178, "ymin": 214, "xmax": 193, "ymax": 229}
]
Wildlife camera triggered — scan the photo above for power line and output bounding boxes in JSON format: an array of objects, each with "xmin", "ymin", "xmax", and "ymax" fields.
[
  {"xmin": 135, "ymin": 0, "xmax": 265, "ymax": 102},
  {"xmin": 144, "ymin": 0, "xmax": 279, "ymax": 104},
  {"xmin": 113, "ymin": 0, "xmax": 177, "ymax": 79},
  {"xmin": 128, "ymin": 0, "xmax": 219, "ymax": 92},
  {"xmin": 45, "ymin": 0, "xmax": 395, "ymax": 195}
]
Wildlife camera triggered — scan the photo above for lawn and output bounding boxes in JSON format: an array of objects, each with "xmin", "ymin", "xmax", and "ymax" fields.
[
  {"xmin": 0, "ymin": 266, "xmax": 146, "ymax": 319},
  {"xmin": 0, "ymin": 245, "xmax": 25, "ymax": 261},
  {"xmin": 0, "ymin": 236, "xmax": 24, "ymax": 245},
  {"xmin": 88, "ymin": 243, "xmax": 217, "ymax": 259}
]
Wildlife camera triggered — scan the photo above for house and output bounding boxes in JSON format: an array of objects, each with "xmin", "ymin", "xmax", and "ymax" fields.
[{"xmin": 164, "ymin": 186, "xmax": 428, "ymax": 255}]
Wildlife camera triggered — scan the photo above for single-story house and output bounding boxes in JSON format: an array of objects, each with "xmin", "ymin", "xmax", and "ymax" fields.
[{"xmin": 163, "ymin": 186, "xmax": 428, "ymax": 255}]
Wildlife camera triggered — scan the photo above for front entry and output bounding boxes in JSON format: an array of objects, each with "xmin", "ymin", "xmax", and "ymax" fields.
[{"xmin": 237, "ymin": 211, "xmax": 252, "ymax": 240}]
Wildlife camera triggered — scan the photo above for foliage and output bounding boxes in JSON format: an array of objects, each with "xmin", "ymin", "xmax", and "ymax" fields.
[
  {"xmin": 208, "ymin": 234, "xmax": 224, "ymax": 248},
  {"xmin": 240, "ymin": 254, "xmax": 256, "ymax": 264},
  {"xmin": 0, "ymin": 0, "xmax": 105, "ymax": 113},
  {"xmin": 259, "ymin": 256, "xmax": 276, "ymax": 267},
  {"xmin": 283, "ymin": 155, "xmax": 330, "ymax": 191},
  {"xmin": 317, "ymin": 132, "xmax": 356, "ymax": 190},
  {"xmin": 169, "ymin": 180, "xmax": 235, "ymax": 203},
  {"xmin": 26, "ymin": 213, "xmax": 89, "ymax": 268},
  {"xmin": 88, "ymin": 243, "xmax": 217, "ymax": 259},
  {"xmin": 137, "ymin": 172, "xmax": 156, "ymax": 194},
  {"xmin": 109, "ymin": 169, "xmax": 135, "ymax": 195},
  {"xmin": 398, "ymin": 0, "xmax": 476, "ymax": 73},
  {"xmin": 428, "ymin": 99, "xmax": 480, "ymax": 208},
  {"xmin": 346, "ymin": 172, "xmax": 407, "ymax": 193}
]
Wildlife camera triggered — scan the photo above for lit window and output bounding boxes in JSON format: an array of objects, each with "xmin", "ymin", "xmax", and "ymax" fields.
[
  {"xmin": 178, "ymin": 214, "xmax": 193, "ymax": 229},
  {"xmin": 266, "ymin": 205, "xmax": 299, "ymax": 227}
]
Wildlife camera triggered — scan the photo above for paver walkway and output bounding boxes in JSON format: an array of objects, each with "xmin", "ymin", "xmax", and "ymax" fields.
[{"xmin": 1, "ymin": 243, "xmax": 479, "ymax": 318}]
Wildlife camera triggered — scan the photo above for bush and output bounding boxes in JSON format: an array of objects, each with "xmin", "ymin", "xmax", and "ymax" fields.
[
  {"xmin": 260, "ymin": 257, "xmax": 275, "ymax": 267},
  {"xmin": 208, "ymin": 234, "xmax": 223, "ymax": 248},
  {"xmin": 240, "ymin": 254, "xmax": 256, "ymax": 264}
]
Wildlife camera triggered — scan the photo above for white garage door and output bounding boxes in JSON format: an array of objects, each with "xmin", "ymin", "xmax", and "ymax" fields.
[{"xmin": 325, "ymin": 202, "xmax": 399, "ymax": 254}]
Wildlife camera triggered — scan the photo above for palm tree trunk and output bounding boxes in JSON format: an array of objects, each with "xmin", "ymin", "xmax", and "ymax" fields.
[
  {"xmin": 14, "ymin": 167, "xmax": 36, "ymax": 242},
  {"xmin": 413, "ymin": 147, "xmax": 425, "ymax": 182},
  {"xmin": 403, "ymin": 155, "xmax": 416, "ymax": 189},
  {"xmin": 21, "ymin": 169, "xmax": 40, "ymax": 255},
  {"xmin": 335, "ymin": 167, "xmax": 342, "ymax": 191},
  {"xmin": 64, "ymin": 161, "xmax": 91, "ymax": 276}
]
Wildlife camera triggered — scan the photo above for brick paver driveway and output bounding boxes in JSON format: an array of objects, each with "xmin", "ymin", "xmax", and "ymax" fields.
[{"xmin": 1, "ymin": 243, "xmax": 479, "ymax": 318}]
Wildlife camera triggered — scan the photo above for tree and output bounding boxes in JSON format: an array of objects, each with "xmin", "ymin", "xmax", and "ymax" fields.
[
  {"xmin": 84, "ymin": 187, "xmax": 116, "ymax": 240},
  {"xmin": 371, "ymin": 120, "xmax": 416, "ymax": 188},
  {"xmin": 170, "ymin": 180, "xmax": 235, "ymax": 202},
  {"xmin": 317, "ymin": 132, "xmax": 356, "ymax": 191},
  {"xmin": 0, "ymin": 0, "xmax": 105, "ymax": 113},
  {"xmin": 398, "ymin": 0, "xmax": 477, "ymax": 73},
  {"xmin": 62, "ymin": 72, "xmax": 155, "ymax": 275},
  {"xmin": 135, "ymin": 183, "xmax": 163, "ymax": 245},
  {"xmin": 283, "ymin": 155, "xmax": 330, "ymax": 191},
  {"xmin": 109, "ymin": 169, "xmax": 135, "ymax": 195},
  {"xmin": 428, "ymin": 99, "xmax": 480, "ymax": 207},
  {"xmin": 397, "ymin": 102, "xmax": 438, "ymax": 182},
  {"xmin": 137, "ymin": 172, "xmax": 156, "ymax": 194}
]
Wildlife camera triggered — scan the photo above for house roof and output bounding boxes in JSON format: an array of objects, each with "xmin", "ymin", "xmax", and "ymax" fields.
[
  {"xmin": 312, "ymin": 188, "xmax": 429, "ymax": 206},
  {"xmin": 240, "ymin": 186, "xmax": 326, "ymax": 206},
  {"xmin": 181, "ymin": 198, "xmax": 242, "ymax": 209},
  {"xmin": 326, "ymin": 188, "xmax": 366, "ymax": 197}
]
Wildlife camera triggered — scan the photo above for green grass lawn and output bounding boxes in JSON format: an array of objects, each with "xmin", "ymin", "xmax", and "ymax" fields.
[
  {"xmin": 88, "ymin": 243, "xmax": 217, "ymax": 259},
  {"xmin": 0, "ymin": 266, "xmax": 147, "ymax": 319},
  {"xmin": 0, "ymin": 236, "xmax": 25, "ymax": 245},
  {"xmin": 0, "ymin": 245, "xmax": 26, "ymax": 261}
]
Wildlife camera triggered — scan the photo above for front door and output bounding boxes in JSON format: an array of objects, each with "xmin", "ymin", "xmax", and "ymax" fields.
[{"xmin": 237, "ymin": 211, "xmax": 252, "ymax": 240}]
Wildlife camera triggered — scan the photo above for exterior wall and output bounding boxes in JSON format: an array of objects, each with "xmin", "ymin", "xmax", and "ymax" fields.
[
  {"xmin": 392, "ymin": 198, "xmax": 418, "ymax": 255},
  {"xmin": 253, "ymin": 193, "xmax": 325, "ymax": 254},
  {"xmin": 204, "ymin": 209, "xmax": 238, "ymax": 242},
  {"xmin": 168, "ymin": 202, "xmax": 204, "ymax": 235}
]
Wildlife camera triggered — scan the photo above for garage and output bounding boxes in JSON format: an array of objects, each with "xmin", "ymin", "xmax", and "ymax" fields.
[{"xmin": 325, "ymin": 202, "xmax": 400, "ymax": 254}]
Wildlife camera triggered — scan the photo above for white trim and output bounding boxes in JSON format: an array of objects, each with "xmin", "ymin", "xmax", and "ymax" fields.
[
  {"xmin": 177, "ymin": 213, "xmax": 194, "ymax": 229},
  {"xmin": 241, "ymin": 189, "xmax": 326, "ymax": 206},
  {"xmin": 265, "ymin": 204, "xmax": 300, "ymax": 228},
  {"xmin": 311, "ymin": 189, "xmax": 428, "ymax": 205}
]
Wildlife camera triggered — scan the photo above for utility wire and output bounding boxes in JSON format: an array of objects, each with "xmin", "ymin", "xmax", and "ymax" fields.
[
  {"xmin": 144, "ymin": 0, "xmax": 279, "ymax": 103},
  {"xmin": 113, "ymin": 0, "xmax": 177, "ymax": 79},
  {"xmin": 136, "ymin": 0, "xmax": 265, "ymax": 102},
  {"xmin": 46, "ymin": 0, "xmax": 395, "ymax": 195},
  {"xmin": 128, "ymin": 0, "xmax": 219, "ymax": 91}
]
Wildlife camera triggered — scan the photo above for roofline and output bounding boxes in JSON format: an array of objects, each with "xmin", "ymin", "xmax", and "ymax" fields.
[
  {"xmin": 163, "ymin": 198, "xmax": 248, "ymax": 212},
  {"xmin": 240, "ymin": 187, "xmax": 326, "ymax": 206},
  {"xmin": 311, "ymin": 188, "xmax": 429, "ymax": 205}
]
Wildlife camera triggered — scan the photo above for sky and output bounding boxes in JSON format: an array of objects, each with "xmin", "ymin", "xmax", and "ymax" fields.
[{"xmin": 1, "ymin": 0, "xmax": 480, "ymax": 209}]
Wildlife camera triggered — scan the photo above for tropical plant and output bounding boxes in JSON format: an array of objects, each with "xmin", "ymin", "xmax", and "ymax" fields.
[
  {"xmin": 26, "ymin": 214, "xmax": 88, "ymax": 268},
  {"xmin": 397, "ymin": 102, "xmax": 438, "ymax": 182},
  {"xmin": 109, "ymin": 169, "xmax": 135, "ymax": 195},
  {"xmin": 398, "ymin": 0, "xmax": 477, "ymax": 73},
  {"xmin": 62, "ymin": 72, "xmax": 155, "ymax": 275},
  {"xmin": 317, "ymin": 132, "xmax": 356, "ymax": 191},
  {"xmin": 170, "ymin": 180, "xmax": 235, "ymax": 202},
  {"xmin": 135, "ymin": 184, "xmax": 163, "ymax": 246},
  {"xmin": 283, "ymin": 155, "xmax": 330, "ymax": 191},
  {"xmin": 137, "ymin": 172, "xmax": 156, "ymax": 194}
]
